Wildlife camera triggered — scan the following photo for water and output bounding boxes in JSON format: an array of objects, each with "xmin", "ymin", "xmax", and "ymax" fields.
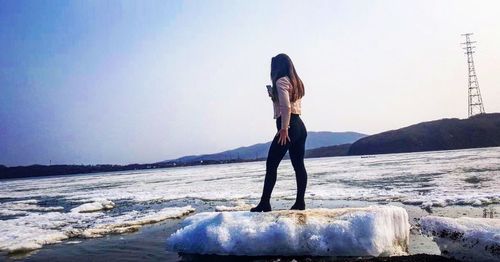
[{"xmin": 1, "ymin": 147, "xmax": 499, "ymax": 260}]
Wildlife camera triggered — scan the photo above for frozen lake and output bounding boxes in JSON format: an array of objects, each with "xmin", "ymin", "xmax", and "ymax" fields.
[{"xmin": 1, "ymin": 147, "xmax": 499, "ymax": 259}]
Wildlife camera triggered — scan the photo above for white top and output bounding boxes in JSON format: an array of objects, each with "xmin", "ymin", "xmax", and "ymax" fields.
[{"xmin": 272, "ymin": 76, "xmax": 302, "ymax": 129}]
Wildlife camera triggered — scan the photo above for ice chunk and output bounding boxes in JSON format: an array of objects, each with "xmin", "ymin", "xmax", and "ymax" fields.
[
  {"xmin": 421, "ymin": 216, "xmax": 500, "ymax": 261},
  {"xmin": 70, "ymin": 199, "xmax": 115, "ymax": 213},
  {"xmin": 166, "ymin": 205, "xmax": 410, "ymax": 257}
]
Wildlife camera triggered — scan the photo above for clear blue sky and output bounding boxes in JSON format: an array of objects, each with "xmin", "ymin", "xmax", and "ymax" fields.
[{"xmin": 1, "ymin": 0, "xmax": 499, "ymax": 166}]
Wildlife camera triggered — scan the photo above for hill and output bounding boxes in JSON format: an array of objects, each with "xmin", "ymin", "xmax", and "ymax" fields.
[
  {"xmin": 160, "ymin": 131, "xmax": 366, "ymax": 164},
  {"xmin": 304, "ymin": 144, "xmax": 352, "ymax": 158},
  {"xmin": 0, "ymin": 131, "xmax": 366, "ymax": 179},
  {"xmin": 348, "ymin": 113, "xmax": 500, "ymax": 155}
]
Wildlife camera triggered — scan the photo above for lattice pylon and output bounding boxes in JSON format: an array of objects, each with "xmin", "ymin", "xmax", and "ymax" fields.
[{"xmin": 461, "ymin": 33, "xmax": 485, "ymax": 118}]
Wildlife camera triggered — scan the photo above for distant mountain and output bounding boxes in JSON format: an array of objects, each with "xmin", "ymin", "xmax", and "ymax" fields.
[
  {"xmin": 160, "ymin": 131, "xmax": 366, "ymax": 163},
  {"xmin": 305, "ymin": 143, "xmax": 352, "ymax": 158},
  {"xmin": 348, "ymin": 113, "xmax": 500, "ymax": 155},
  {"xmin": 5, "ymin": 114, "xmax": 500, "ymax": 180}
]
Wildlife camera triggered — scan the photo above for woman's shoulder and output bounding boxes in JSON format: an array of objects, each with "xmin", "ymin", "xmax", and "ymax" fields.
[
  {"xmin": 277, "ymin": 76, "xmax": 291, "ymax": 83},
  {"xmin": 276, "ymin": 76, "xmax": 291, "ymax": 89}
]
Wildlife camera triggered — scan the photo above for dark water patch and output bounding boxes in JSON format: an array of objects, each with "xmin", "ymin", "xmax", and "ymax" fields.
[
  {"xmin": 415, "ymin": 189, "xmax": 433, "ymax": 195},
  {"xmin": 425, "ymin": 154, "xmax": 472, "ymax": 162},
  {"xmin": 0, "ymin": 196, "xmax": 34, "ymax": 204},
  {"xmin": 361, "ymin": 160, "xmax": 415, "ymax": 167},
  {"xmin": 7, "ymin": 218, "xmax": 186, "ymax": 261},
  {"xmin": 78, "ymin": 183, "xmax": 127, "ymax": 191},
  {"xmin": 458, "ymin": 166, "xmax": 500, "ymax": 173},
  {"xmin": 309, "ymin": 172, "xmax": 334, "ymax": 178},
  {"xmin": 335, "ymin": 173, "xmax": 443, "ymax": 189},
  {"xmin": 398, "ymin": 188, "xmax": 433, "ymax": 196},
  {"xmin": 9, "ymin": 187, "xmax": 42, "ymax": 193},
  {"xmin": 59, "ymin": 181, "xmax": 132, "ymax": 193},
  {"xmin": 1, "ymin": 196, "xmax": 67, "ymax": 214},
  {"xmin": 97, "ymin": 198, "xmax": 211, "ymax": 217},
  {"xmin": 0, "ymin": 213, "xmax": 27, "ymax": 221},
  {"xmin": 38, "ymin": 196, "xmax": 72, "ymax": 209},
  {"xmin": 463, "ymin": 175, "xmax": 492, "ymax": 184},
  {"xmin": 144, "ymin": 179, "xmax": 178, "ymax": 185}
]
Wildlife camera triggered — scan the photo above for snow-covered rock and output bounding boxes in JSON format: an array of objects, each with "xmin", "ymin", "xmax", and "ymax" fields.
[
  {"xmin": 70, "ymin": 199, "xmax": 115, "ymax": 213},
  {"xmin": 166, "ymin": 205, "xmax": 410, "ymax": 257},
  {"xmin": 421, "ymin": 216, "xmax": 500, "ymax": 262}
]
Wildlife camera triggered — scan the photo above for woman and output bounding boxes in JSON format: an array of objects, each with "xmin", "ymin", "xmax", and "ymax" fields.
[{"xmin": 250, "ymin": 53, "xmax": 308, "ymax": 212}]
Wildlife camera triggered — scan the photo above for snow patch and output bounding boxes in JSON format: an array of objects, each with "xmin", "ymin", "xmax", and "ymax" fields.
[
  {"xmin": 421, "ymin": 216, "xmax": 500, "ymax": 261},
  {"xmin": 167, "ymin": 205, "xmax": 410, "ymax": 257}
]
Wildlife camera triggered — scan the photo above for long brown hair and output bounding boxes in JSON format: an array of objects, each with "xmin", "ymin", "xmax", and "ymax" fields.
[{"xmin": 270, "ymin": 53, "xmax": 305, "ymax": 103}]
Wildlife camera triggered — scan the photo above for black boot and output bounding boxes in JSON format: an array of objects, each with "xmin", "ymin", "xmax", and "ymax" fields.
[
  {"xmin": 290, "ymin": 199, "xmax": 305, "ymax": 210},
  {"xmin": 250, "ymin": 201, "xmax": 271, "ymax": 212}
]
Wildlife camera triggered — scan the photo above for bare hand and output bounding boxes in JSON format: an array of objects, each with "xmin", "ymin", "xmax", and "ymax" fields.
[{"xmin": 276, "ymin": 128, "xmax": 291, "ymax": 146}]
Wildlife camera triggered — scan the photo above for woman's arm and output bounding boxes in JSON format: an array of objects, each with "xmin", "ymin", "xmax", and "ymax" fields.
[{"xmin": 276, "ymin": 77, "xmax": 292, "ymax": 130}]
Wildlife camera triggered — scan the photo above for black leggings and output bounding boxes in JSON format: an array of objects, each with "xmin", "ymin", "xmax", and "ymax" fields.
[{"xmin": 260, "ymin": 113, "xmax": 308, "ymax": 202}]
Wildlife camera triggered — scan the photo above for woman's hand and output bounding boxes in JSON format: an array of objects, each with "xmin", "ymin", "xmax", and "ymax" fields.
[{"xmin": 276, "ymin": 128, "xmax": 291, "ymax": 146}]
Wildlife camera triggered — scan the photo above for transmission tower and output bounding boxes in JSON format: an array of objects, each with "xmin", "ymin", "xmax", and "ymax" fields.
[{"xmin": 461, "ymin": 33, "xmax": 485, "ymax": 117}]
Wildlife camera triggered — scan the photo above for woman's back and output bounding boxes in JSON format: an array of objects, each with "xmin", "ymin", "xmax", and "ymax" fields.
[{"xmin": 272, "ymin": 76, "xmax": 302, "ymax": 120}]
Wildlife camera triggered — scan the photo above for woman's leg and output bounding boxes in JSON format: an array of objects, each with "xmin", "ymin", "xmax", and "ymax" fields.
[
  {"xmin": 288, "ymin": 121, "xmax": 308, "ymax": 210},
  {"xmin": 262, "ymin": 134, "xmax": 290, "ymax": 201},
  {"xmin": 251, "ymin": 133, "xmax": 290, "ymax": 212}
]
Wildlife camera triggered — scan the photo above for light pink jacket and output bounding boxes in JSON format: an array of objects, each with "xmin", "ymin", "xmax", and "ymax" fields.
[{"xmin": 272, "ymin": 76, "xmax": 302, "ymax": 130}]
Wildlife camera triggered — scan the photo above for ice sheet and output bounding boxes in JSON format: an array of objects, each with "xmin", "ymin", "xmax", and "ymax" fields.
[
  {"xmin": 166, "ymin": 206, "xmax": 410, "ymax": 257},
  {"xmin": 0, "ymin": 147, "xmax": 499, "ymax": 254},
  {"xmin": 421, "ymin": 216, "xmax": 500, "ymax": 261},
  {"xmin": 1, "ymin": 148, "xmax": 498, "ymax": 211},
  {"xmin": 0, "ymin": 206, "xmax": 194, "ymax": 253}
]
